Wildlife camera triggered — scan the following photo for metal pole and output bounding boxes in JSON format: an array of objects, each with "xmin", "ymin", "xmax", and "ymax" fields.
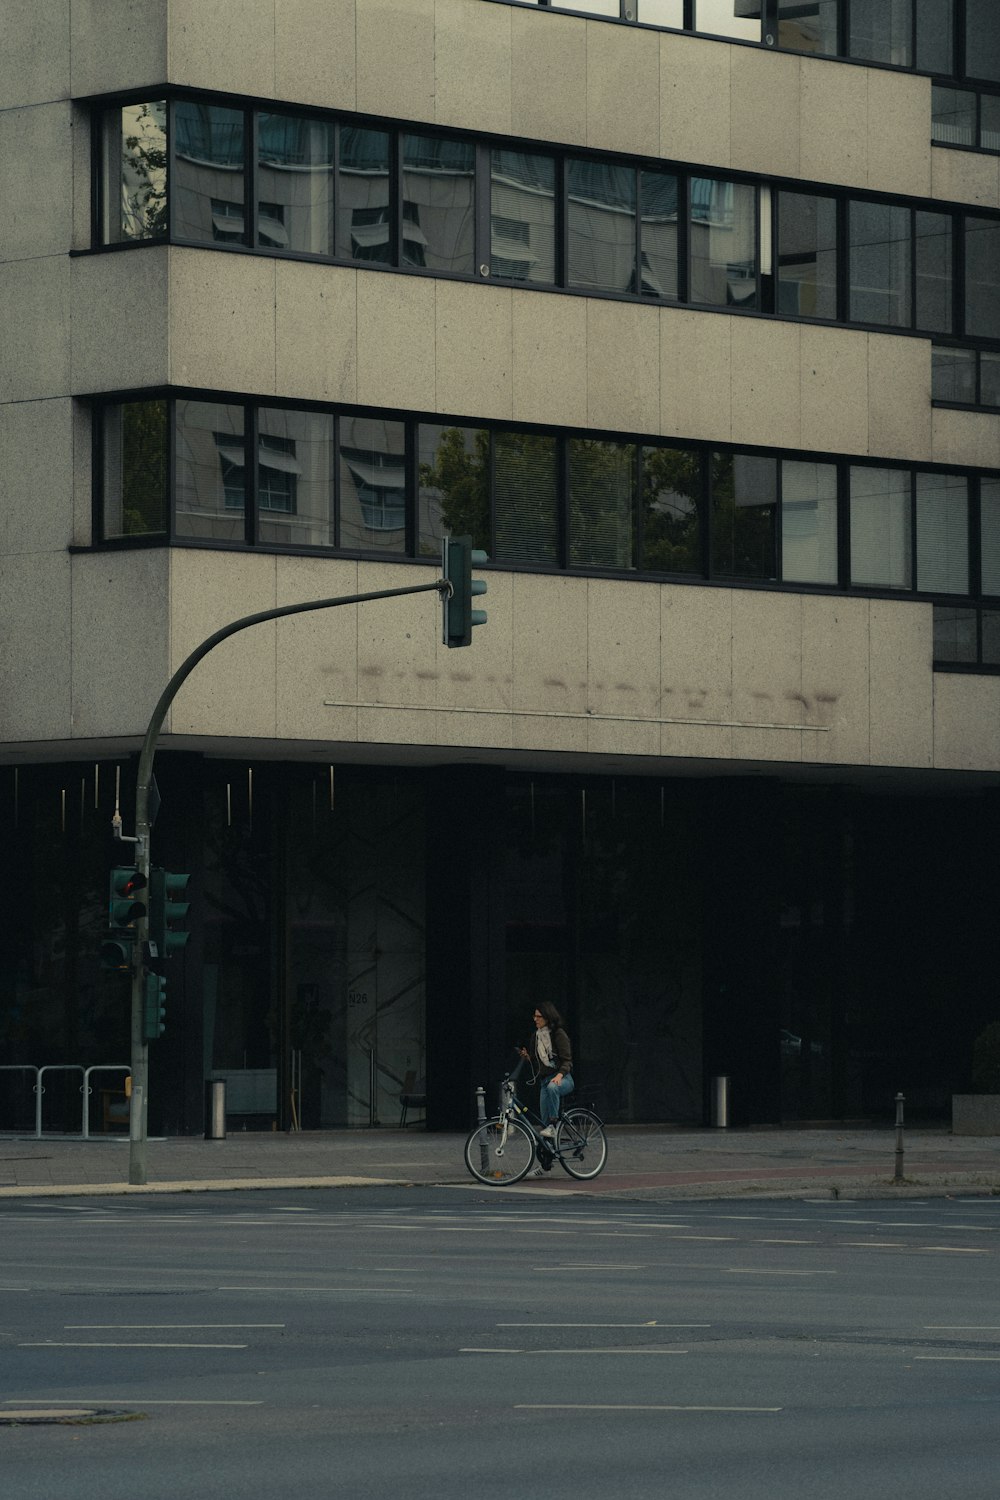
[
  {"xmin": 893, "ymin": 1091, "xmax": 905, "ymax": 1183},
  {"xmin": 475, "ymin": 1086, "xmax": 486, "ymax": 1124}
]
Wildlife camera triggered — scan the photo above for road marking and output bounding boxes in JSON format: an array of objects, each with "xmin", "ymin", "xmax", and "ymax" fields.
[
  {"xmin": 914, "ymin": 1356, "xmax": 1000, "ymax": 1362},
  {"xmin": 756, "ymin": 1239, "xmax": 817, "ymax": 1245},
  {"xmin": 515, "ymin": 1404, "xmax": 781, "ymax": 1413},
  {"xmin": 497, "ymin": 1322, "xmax": 709, "ymax": 1329},
  {"xmin": 537, "ymin": 1264, "xmax": 643, "ymax": 1271},
  {"xmin": 20, "ymin": 1342, "xmax": 248, "ymax": 1350},
  {"xmin": 841, "ymin": 1241, "xmax": 905, "ymax": 1248},
  {"xmin": 920, "ymin": 1247, "xmax": 990, "ymax": 1254},
  {"xmin": 218, "ymin": 1286, "xmax": 416, "ymax": 1294},
  {"xmin": 727, "ymin": 1268, "xmax": 837, "ymax": 1276},
  {"xmin": 462, "ymin": 1348, "xmax": 688, "ymax": 1356},
  {"xmin": 925, "ymin": 1325, "xmax": 1000, "ymax": 1330},
  {"xmin": 672, "ymin": 1236, "xmax": 735, "ymax": 1242},
  {"xmin": 65, "ymin": 1324, "xmax": 284, "ymax": 1330}
]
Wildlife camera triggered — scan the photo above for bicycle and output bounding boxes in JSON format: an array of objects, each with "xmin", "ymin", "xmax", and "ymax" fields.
[{"xmin": 463, "ymin": 1071, "xmax": 608, "ymax": 1186}]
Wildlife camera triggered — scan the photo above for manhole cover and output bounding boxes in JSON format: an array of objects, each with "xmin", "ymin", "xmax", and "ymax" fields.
[{"xmin": 0, "ymin": 1408, "xmax": 144, "ymax": 1426}]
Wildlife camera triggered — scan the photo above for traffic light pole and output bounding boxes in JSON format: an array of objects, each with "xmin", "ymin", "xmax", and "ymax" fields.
[{"xmin": 117, "ymin": 579, "xmax": 450, "ymax": 1185}]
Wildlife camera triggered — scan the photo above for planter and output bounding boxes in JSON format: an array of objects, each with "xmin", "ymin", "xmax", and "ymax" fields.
[{"xmin": 952, "ymin": 1094, "xmax": 1000, "ymax": 1136}]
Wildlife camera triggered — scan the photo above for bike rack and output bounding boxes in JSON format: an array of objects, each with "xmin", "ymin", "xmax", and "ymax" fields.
[
  {"xmin": 0, "ymin": 1064, "xmax": 134, "ymax": 1139},
  {"xmin": 82, "ymin": 1065, "xmax": 132, "ymax": 1139},
  {"xmin": 0, "ymin": 1066, "xmax": 40, "ymax": 1134},
  {"xmin": 35, "ymin": 1065, "xmax": 85, "ymax": 1139}
]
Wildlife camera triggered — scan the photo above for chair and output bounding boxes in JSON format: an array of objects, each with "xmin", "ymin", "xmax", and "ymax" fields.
[{"xmin": 398, "ymin": 1071, "xmax": 426, "ymax": 1127}]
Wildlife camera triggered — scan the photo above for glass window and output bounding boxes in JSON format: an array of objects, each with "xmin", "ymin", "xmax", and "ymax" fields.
[
  {"xmin": 103, "ymin": 102, "xmax": 167, "ymax": 243},
  {"xmin": 338, "ymin": 127, "xmax": 392, "ymax": 264},
  {"xmin": 402, "ymin": 135, "xmax": 475, "ymax": 275},
  {"xmin": 980, "ymin": 479, "xmax": 1000, "ymax": 595},
  {"xmin": 916, "ymin": 472, "xmax": 968, "ymax": 593},
  {"xmin": 712, "ymin": 452, "xmax": 777, "ymax": 580},
  {"xmin": 983, "ymin": 610, "xmax": 1000, "ymax": 663},
  {"xmin": 550, "ymin": 0, "xmax": 620, "ymax": 13},
  {"xmin": 914, "ymin": 211, "xmax": 953, "ymax": 333},
  {"xmin": 850, "ymin": 0, "xmax": 912, "ymax": 66},
  {"xmin": 639, "ymin": 171, "xmax": 680, "ymax": 300},
  {"xmin": 965, "ymin": 215, "xmax": 1000, "ymax": 338},
  {"xmin": 781, "ymin": 460, "xmax": 838, "ymax": 584},
  {"xmin": 776, "ymin": 191, "xmax": 837, "ymax": 318},
  {"xmin": 637, "ymin": 0, "xmax": 685, "ymax": 23},
  {"xmin": 777, "ymin": 1, "xmax": 839, "ymax": 55},
  {"xmin": 981, "ymin": 352, "xmax": 1000, "ymax": 406},
  {"xmin": 175, "ymin": 400, "xmax": 246, "ymax": 541},
  {"xmin": 339, "ymin": 416, "xmax": 407, "ymax": 552},
  {"xmin": 640, "ymin": 445, "xmax": 702, "ymax": 574},
  {"xmin": 257, "ymin": 113, "xmax": 334, "ymax": 257},
  {"xmin": 933, "ymin": 605, "xmax": 977, "ymax": 662},
  {"xmin": 491, "ymin": 151, "xmax": 556, "ymax": 285},
  {"xmin": 916, "ymin": 0, "xmax": 953, "ymax": 73},
  {"xmin": 569, "ymin": 440, "xmax": 636, "ymax": 569},
  {"xmin": 494, "ymin": 431, "xmax": 558, "ymax": 566},
  {"xmin": 255, "ymin": 408, "xmax": 334, "ymax": 547},
  {"xmin": 966, "ymin": 0, "xmax": 1000, "ymax": 84},
  {"xmin": 567, "ymin": 160, "xmax": 637, "ymax": 295},
  {"xmin": 173, "ymin": 102, "xmax": 245, "ymax": 244},
  {"xmin": 694, "ymin": 1, "xmax": 762, "ymax": 42},
  {"xmin": 690, "ymin": 179, "xmax": 758, "ymax": 309},
  {"xmin": 417, "ymin": 423, "xmax": 491, "ymax": 557},
  {"xmin": 849, "ymin": 466, "xmax": 912, "ymax": 589},
  {"xmin": 849, "ymin": 201, "xmax": 911, "ymax": 328},
  {"xmin": 932, "ymin": 345, "xmax": 976, "ymax": 402},
  {"xmin": 103, "ymin": 401, "xmax": 168, "ymax": 537},
  {"xmin": 932, "ymin": 86, "xmax": 976, "ymax": 147},
  {"xmin": 982, "ymin": 95, "xmax": 1000, "ymax": 152}
]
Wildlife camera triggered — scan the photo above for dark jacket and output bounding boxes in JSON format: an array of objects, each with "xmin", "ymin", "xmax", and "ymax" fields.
[{"xmin": 530, "ymin": 1025, "xmax": 573, "ymax": 1080}]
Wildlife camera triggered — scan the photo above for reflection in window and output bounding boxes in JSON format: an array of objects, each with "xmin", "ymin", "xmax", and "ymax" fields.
[
  {"xmin": 915, "ymin": 211, "xmax": 953, "ymax": 333},
  {"xmin": 916, "ymin": 0, "xmax": 953, "ymax": 73},
  {"xmin": 550, "ymin": 0, "xmax": 619, "ymax": 13},
  {"xmin": 981, "ymin": 353, "xmax": 1000, "ymax": 406},
  {"xmin": 567, "ymin": 160, "xmax": 636, "ymax": 295},
  {"xmin": 639, "ymin": 172, "xmax": 680, "ymax": 300},
  {"xmin": 965, "ymin": 215, "xmax": 1000, "ymax": 339},
  {"xmin": 103, "ymin": 401, "xmax": 168, "ymax": 537},
  {"xmin": 966, "ymin": 0, "xmax": 1000, "ymax": 84},
  {"xmin": 175, "ymin": 401, "xmax": 246, "ymax": 541},
  {"xmin": 640, "ymin": 446, "xmax": 702, "ymax": 574},
  {"xmin": 104, "ymin": 102, "xmax": 167, "ymax": 242},
  {"xmin": 916, "ymin": 472, "xmax": 968, "ymax": 594},
  {"xmin": 981, "ymin": 479, "xmax": 1000, "ymax": 595},
  {"xmin": 982, "ymin": 96, "xmax": 1000, "ymax": 152},
  {"xmin": 983, "ymin": 610, "xmax": 1000, "ymax": 663},
  {"xmin": 849, "ymin": 466, "xmax": 911, "ymax": 589},
  {"xmin": 338, "ymin": 127, "xmax": 392, "ymax": 264},
  {"xmin": 691, "ymin": 179, "xmax": 757, "ymax": 309},
  {"xmin": 569, "ymin": 440, "xmax": 636, "ymax": 569},
  {"xmin": 777, "ymin": 191, "xmax": 837, "ymax": 319},
  {"xmin": 418, "ymin": 424, "xmax": 490, "ymax": 556},
  {"xmin": 712, "ymin": 453, "xmax": 777, "ymax": 580},
  {"xmin": 850, "ymin": 0, "xmax": 912, "ymax": 67},
  {"xmin": 777, "ymin": 0, "xmax": 838, "ymax": 55},
  {"xmin": 494, "ymin": 432, "xmax": 558, "ymax": 565},
  {"xmin": 934, "ymin": 605, "xmax": 977, "ymax": 662},
  {"xmin": 932, "ymin": 345, "xmax": 976, "ymax": 403},
  {"xmin": 781, "ymin": 461, "xmax": 838, "ymax": 584},
  {"xmin": 932, "ymin": 86, "xmax": 975, "ymax": 147},
  {"xmin": 257, "ymin": 408, "xmax": 334, "ymax": 547},
  {"xmin": 694, "ymin": 1, "xmax": 762, "ymax": 42},
  {"xmin": 173, "ymin": 102, "xmax": 245, "ymax": 244},
  {"xmin": 637, "ymin": 0, "xmax": 685, "ymax": 22},
  {"xmin": 491, "ymin": 151, "xmax": 556, "ymax": 284},
  {"xmin": 258, "ymin": 112, "xmax": 334, "ymax": 257},
  {"xmin": 339, "ymin": 417, "xmax": 407, "ymax": 551},
  {"xmin": 849, "ymin": 201, "xmax": 910, "ymax": 328},
  {"xmin": 402, "ymin": 135, "xmax": 475, "ymax": 275}
]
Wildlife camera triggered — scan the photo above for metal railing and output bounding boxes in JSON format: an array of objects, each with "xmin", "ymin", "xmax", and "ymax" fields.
[{"xmin": 0, "ymin": 1063, "xmax": 131, "ymax": 1139}]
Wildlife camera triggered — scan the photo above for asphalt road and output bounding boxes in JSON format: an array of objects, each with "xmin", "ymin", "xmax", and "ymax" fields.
[{"xmin": 3, "ymin": 1189, "xmax": 1000, "ymax": 1499}]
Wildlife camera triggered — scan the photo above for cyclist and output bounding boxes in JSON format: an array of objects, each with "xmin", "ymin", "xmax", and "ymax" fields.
[{"xmin": 519, "ymin": 1002, "xmax": 574, "ymax": 1139}]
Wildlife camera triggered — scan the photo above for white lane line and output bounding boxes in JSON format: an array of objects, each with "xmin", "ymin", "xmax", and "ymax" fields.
[
  {"xmin": 538, "ymin": 1264, "xmax": 643, "ymax": 1271},
  {"xmin": 497, "ymin": 1322, "xmax": 710, "ymax": 1329},
  {"xmin": 925, "ymin": 1325, "xmax": 1000, "ymax": 1330},
  {"xmin": 727, "ymin": 1269, "xmax": 837, "ymax": 1276},
  {"xmin": 920, "ymin": 1247, "xmax": 990, "ymax": 1254},
  {"xmin": 672, "ymin": 1236, "xmax": 735, "ymax": 1243},
  {"xmin": 19, "ymin": 1342, "xmax": 248, "ymax": 1350},
  {"xmin": 516, "ymin": 1404, "xmax": 781, "ymax": 1413},
  {"xmin": 756, "ymin": 1239, "xmax": 817, "ymax": 1245},
  {"xmin": 65, "ymin": 1325, "xmax": 284, "ymax": 1330},
  {"xmin": 462, "ymin": 1348, "xmax": 688, "ymax": 1356},
  {"xmin": 914, "ymin": 1355, "xmax": 1000, "ymax": 1362},
  {"xmin": 841, "ymin": 1241, "xmax": 905, "ymax": 1248},
  {"xmin": 218, "ymin": 1286, "xmax": 416, "ymax": 1294}
]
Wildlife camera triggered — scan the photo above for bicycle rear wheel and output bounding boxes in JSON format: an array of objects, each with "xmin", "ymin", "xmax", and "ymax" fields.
[
  {"xmin": 555, "ymin": 1108, "xmax": 607, "ymax": 1180},
  {"xmin": 464, "ymin": 1116, "xmax": 535, "ymax": 1186}
]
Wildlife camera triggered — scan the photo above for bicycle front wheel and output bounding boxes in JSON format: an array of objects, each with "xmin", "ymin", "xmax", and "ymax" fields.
[
  {"xmin": 464, "ymin": 1116, "xmax": 535, "ymax": 1186},
  {"xmin": 555, "ymin": 1108, "xmax": 607, "ymax": 1180}
]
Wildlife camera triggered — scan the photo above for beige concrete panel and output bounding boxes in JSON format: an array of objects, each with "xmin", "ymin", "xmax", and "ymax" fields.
[
  {"xmin": 274, "ymin": 556, "xmax": 361, "ymax": 743},
  {"xmin": 356, "ymin": 0, "xmax": 435, "ymax": 122},
  {"xmin": 660, "ymin": 34, "xmax": 730, "ymax": 170},
  {"xmin": 731, "ymin": 319, "xmax": 800, "ymax": 451},
  {"xmin": 800, "ymin": 324, "xmax": 869, "ymax": 456},
  {"xmin": 0, "ymin": 552, "xmax": 72, "ymax": 742},
  {"xmin": 867, "ymin": 70, "xmax": 931, "ymax": 198},
  {"xmin": 799, "ymin": 56, "xmax": 867, "ymax": 189},
  {"xmin": 435, "ymin": 0, "xmax": 511, "ymax": 136},
  {"xmin": 168, "ymin": 249, "xmax": 276, "ymax": 395},
  {"xmin": 276, "ymin": 261, "xmax": 358, "ymax": 405},
  {"xmin": 433, "ymin": 707, "xmax": 513, "ymax": 752},
  {"xmin": 800, "ymin": 594, "xmax": 871, "ymax": 766},
  {"xmin": 70, "ymin": 0, "xmax": 166, "ymax": 97},
  {"xmin": 355, "ymin": 560, "xmax": 443, "ymax": 711},
  {"xmin": 660, "ymin": 308, "xmax": 731, "ymax": 443},
  {"xmin": 586, "ymin": 20, "xmax": 659, "ymax": 159},
  {"xmin": 585, "ymin": 577, "xmax": 660, "ymax": 759},
  {"xmin": 730, "ymin": 49, "xmax": 799, "ymax": 179},
  {"xmin": 659, "ymin": 584, "xmax": 733, "ymax": 761},
  {"xmin": 0, "ymin": 104, "xmax": 72, "ymax": 262},
  {"xmin": 931, "ymin": 408, "xmax": 1000, "ymax": 471},
  {"xmin": 931, "ymin": 147, "xmax": 1000, "ymax": 212},
  {"xmin": 70, "ymin": 247, "xmax": 168, "ymax": 394},
  {"xmin": 512, "ymin": 292, "xmax": 587, "ymax": 429},
  {"xmin": 275, "ymin": 0, "xmax": 357, "ymax": 112},
  {"xmin": 70, "ymin": 549, "xmax": 169, "ymax": 739},
  {"xmin": 167, "ymin": 551, "xmax": 278, "ymax": 738},
  {"xmin": 933, "ymin": 673, "xmax": 1000, "ymax": 772},
  {"xmin": 438, "ymin": 565, "xmax": 513, "ymax": 715},
  {"xmin": 586, "ymin": 299, "xmax": 660, "ymax": 436},
  {"xmin": 435, "ymin": 281, "xmax": 513, "ymax": 422},
  {"xmin": 0, "ymin": 399, "xmax": 73, "ymax": 556},
  {"xmin": 868, "ymin": 598, "xmax": 933, "ymax": 768},
  {"xmin": 356, "ymin": 272, "xmax": 434, "ymax": 411},
  {"xmin": 0, "ymin": 257, "xmax": 70, "ymax": 403},
  {"xmin": 2, "ymin": 2, "xmax": 69, "ymax": 107},
  {"xmin": 168, "ymin": 0, "xmax": 275, "ymax": 96},
  {"xmin": 730, "ymin": 589, "xmax": 803, "ymax": 762},
  {"xmin": 511, "ymin": 573, "xmax": 588, "ymax": 751},
  {"xmin": 867, "ymin": 335, "xmax": 932, "ymax": 462},
  {"xmin": 510, "ymin": 9, "xmax": 587, "ymax": 149}
]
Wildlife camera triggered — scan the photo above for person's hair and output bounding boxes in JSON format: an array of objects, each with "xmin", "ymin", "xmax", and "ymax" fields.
[{"xmin": 535, "ymin": 1001, "xmax": 563, "ymax": 1030}]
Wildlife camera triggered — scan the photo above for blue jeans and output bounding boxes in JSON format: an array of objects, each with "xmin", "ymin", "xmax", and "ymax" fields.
[{"xmin": 539, "ymin": 1074, "xmax": 574, "ymax": 1126}]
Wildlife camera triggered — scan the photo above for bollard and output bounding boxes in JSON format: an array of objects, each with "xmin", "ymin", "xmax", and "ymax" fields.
[
  {"xmin": 893, "ymin": 1091, "xmax": 905, "ymax": 1183},
  {"xmin": 205, "ymin": 1079, "xmax": 226, "ymax": 1141},
  {"xmin": 475, "ymin": 1086, "xmax": 486, "ymax": 1124},
  {"xmin": 710, "ymin": 1075, "xmax": 730, "ymax": 1129}
]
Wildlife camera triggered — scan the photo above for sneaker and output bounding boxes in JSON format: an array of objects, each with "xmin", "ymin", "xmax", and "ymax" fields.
[
  {"xmin": 539, "ymin": 1125, "xmax": 556, "ymax": 1139},
  {"xmin": 530, "ymin": 1165, "xmax": 546, "ymax": 1177}
]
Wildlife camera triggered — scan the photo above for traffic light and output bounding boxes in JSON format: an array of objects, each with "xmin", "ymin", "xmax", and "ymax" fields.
[
  {"xmin": 108, "ymin": 867, "xmax": 147, "ymax": 930},
  {"xmin": 442, "ymin": 534, "xmax": 488, "ymax": 649},
  {"xmin": 148, "ymin": 869, "xmax": 191, "ymax": 961},
  {"xmin": 100, "ymin": 935, "xmax": 133, "ymax": 971},
  {"xmin": 142, "ymin": 971, "xmax": 167, "ymax": 1041}
]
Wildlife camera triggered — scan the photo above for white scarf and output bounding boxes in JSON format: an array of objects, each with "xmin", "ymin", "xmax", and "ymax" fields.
[{"xmin": 535, "ymin": 1026, "xmax": 554, "ymax": 1069}]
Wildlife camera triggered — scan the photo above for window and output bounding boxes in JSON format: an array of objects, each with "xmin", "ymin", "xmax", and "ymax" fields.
[
  {"xmin": 339, "ymin": 417, "xmax": 407, "ymax": 550},
  {"xmin": 777, "ymin": 1, "xmax": 839, "ymax": 56},
  {"xmin": 103, "ymin": 102, "xmax": 167, "ymax": 243},
  {"xmin": 639, "ymin": 171, "xmax": 680, "ymax": 300},
  {"xmin": 849, "ymin": 466, "xmax": 911, "ymax": 589},
  {"xmin": 712, "ymin": 452, "xmax": 777, "ymax": 580},
  {"xmin": 102, "ymin": 400, "xmax": 168, "ymax": 537},
  {"xmin": 569, "ymin": 440, "xmax": 636, "ymax": 569},
  {"xmin": 781, "ymin": 460, "xmax": 838, "ymax": 584},
  {"xmin": 915, "ymin": 211, "xmax": 953, "ymax": 333},
  {"xmin": 640, "ymin": 445, "xmax": 702, "ymax": 574},
  {"xmin": 257, "ymin": 409, "xmax": 334, "ymax": 547},
  {"xmin": 418, "ymin": 424, "xmax": 491, "ymax": 557},
  {"xmin": 694, "ymin": 1, "xmax": 762, "ymax": 42},
  {"xmin": 494, "ymin": 432, "xmax": 558, "ymax": 566},
  {"xmin": 981, "ymin": 479, "xmax": 1000, "ymax": 595},
  {"xmin": 777, "ymin": 191, "xmax": 837, "ymax": 319},
  {"xmin": 932, "ymin": 86, "xmax": 976, "ymax": 147},
  {"xmin": 966, "ymin": 0, "xmax": 1000, "ymax": 84},
  {"xmin": 258, "ymin": 112, "xmax": 334, "ymax": 257},
  {"xmin": 850, "ymin": 0, "xmax": 913, "ymax": 68},
  {"xmin": 567, "ymin": 160, "xmax": 637, "ymax": 295},
  {"xmin": 934, "ymin": 605, "xmax": 977, "ymax": 662},
  {"xmin": 690, "ymin": 179, "xmax": 758, "ymax": 309},
  {"xmin": 402, "ymin": 135, "xmax": 475, "ymax": 275},
  {"xmin": 849, "ymin": 202, "xmax": 910, "ymax": 328},
  {"xmin": 338, "ymin": 127, "xmax": 393, "ymax": 265},
  {"xmin": 173, "ymin": 102, "xmax": 245, "ymax": 245},
  {"xmin": 175, "ymin": 401, "xmax": 247, "ymax": 541},
  {"xmin": 491, "ymin": 151, "xmax": 556, "ymax": 284},
  {"xmin": 932, "ymin": 345, "xmax": 977, "ymax": 403},
  {"xmin": 965, "ymin": 215, "xmax": 1000, "ymax": 339},
  {"xmin": 915, "ymin": 472, "xmax": 968, "ymax": 593}
]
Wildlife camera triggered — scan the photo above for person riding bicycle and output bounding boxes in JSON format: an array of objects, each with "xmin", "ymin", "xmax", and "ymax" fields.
[{"xmin": 519, "ymin": 1002, "xmax": 574, "ymax": 1140}]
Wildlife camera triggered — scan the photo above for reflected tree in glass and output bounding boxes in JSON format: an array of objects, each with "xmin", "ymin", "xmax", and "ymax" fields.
[
  {"xmin": 569, "ymin": 440, "xmax": 636, "ymax": 569},
  {"xmin": 640, "ymin": 446, "xmax": 703, "ymax": 573},
  {"xmin": 711, "ymin": 453, "xmax": 777, "ymax": 580},
  {"xmin": 106, "ymin": 102, "xmax": 168, "ymax": 242},
  {"xmin": 494, "ymin": 432, "xmax": 558, "ymax": 565},
  {"xmin": 104, "ymin": 400, "xmax": 168, "ymax": 537},
  {"xmin": 418, "ymin": 425, "xmax": 491, "ymax": 555}
]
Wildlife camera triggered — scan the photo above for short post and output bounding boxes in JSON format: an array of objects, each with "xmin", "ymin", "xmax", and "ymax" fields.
[
  {"xmin": 893, "ymin": 1091, "xmax": 905, "ymax": 1183},
  {"xmin": 475, "ymin": 1086, "xmax": 486, "ymax": 1124}
]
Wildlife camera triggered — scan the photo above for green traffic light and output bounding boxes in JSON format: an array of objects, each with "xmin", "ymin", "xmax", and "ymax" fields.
[
  {"xmin": 149, "ymin": 868, "xmax": 191, "ymax": 960},
  {"xmin": 442, "ymin": 536, "xmax": 489, "ymax": 649}
]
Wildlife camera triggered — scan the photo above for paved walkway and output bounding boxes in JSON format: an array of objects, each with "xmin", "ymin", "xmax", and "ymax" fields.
[{"xmin": 0, "ymin": 1122, "xmax": 997, "ymax": 1200}]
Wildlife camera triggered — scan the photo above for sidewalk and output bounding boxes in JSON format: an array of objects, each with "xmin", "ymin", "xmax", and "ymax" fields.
[{"xmin": 0, "ymin": 1123, "xmax": 997, "ymax": 1200}]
